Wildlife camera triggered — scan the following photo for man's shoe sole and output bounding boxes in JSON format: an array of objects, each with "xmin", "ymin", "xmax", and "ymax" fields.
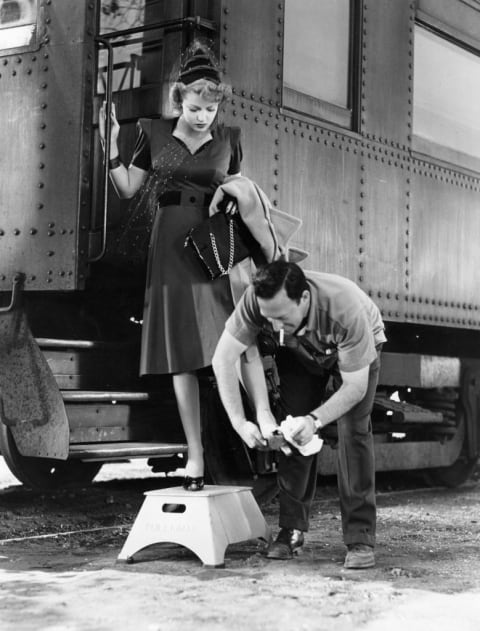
[{"xmin": 344, "ymin": 553, "xmax": 375, "ymax": 569}]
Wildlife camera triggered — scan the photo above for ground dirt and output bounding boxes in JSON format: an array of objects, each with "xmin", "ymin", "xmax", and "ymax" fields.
[{"xmin": 0, "ymin": 460, "xmax": 479, "ymax": 631}]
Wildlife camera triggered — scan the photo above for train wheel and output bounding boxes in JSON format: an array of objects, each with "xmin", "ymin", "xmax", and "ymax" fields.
[
  {"xmin": 201, "ymin": 380, "xmax": 278, "ymax": 502},
  {"xmin": 423, "ymin": 454, "xmax": 478, "ymax": 488},
  {"xmin": 0, "ymin": 425, "xmax": 102, "ymax": 490},
  {"xmin": 422, "ymin": 412, "xmax": 478, "ymax": 488}
]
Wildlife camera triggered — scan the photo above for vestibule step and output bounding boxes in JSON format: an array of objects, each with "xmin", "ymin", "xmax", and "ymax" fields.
[
  {"xmin": 69, "ymin": 441, "xmax": 187, "ymax": 461},
  {"xmin": 62, "ymin": 391, "xmax": 161, "ymax": 403}
]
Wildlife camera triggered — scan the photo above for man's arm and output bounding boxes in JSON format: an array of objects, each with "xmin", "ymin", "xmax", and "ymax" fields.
[
  {"xmin": 212, "ymin": 330, "xmax": 267, "ymax": 449},
  {"xmin": 289, "ymin": 365, "xmax": 369, "ymax": 445},
  {"xmin": 239, "ymin": 348, "xmax": 278, "ymax": 437}
]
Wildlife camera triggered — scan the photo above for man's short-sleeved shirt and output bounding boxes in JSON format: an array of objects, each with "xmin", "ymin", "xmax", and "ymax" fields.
[{"xmin": 225, "ymin": 271, "xmax": 386, "ymax": 374}]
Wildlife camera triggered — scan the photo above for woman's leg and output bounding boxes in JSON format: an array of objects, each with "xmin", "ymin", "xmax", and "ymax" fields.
[{"xmin": 172, "ymin": 371, "xmax": 204, "ymax": 478}]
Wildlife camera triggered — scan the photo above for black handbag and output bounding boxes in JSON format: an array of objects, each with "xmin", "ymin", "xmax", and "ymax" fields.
[{"xmin": 185, "ymin": 212, "xmax": 254, "ymax": 280}]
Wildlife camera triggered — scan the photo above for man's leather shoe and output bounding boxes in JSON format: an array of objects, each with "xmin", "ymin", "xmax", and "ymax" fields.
[
  {"xmin": 344, "ymin": 544, "xmax": 375, "ymax": 569},
  {"xmin": 266, "ymin": 528, "xmax": 304, "ymax": 560}
]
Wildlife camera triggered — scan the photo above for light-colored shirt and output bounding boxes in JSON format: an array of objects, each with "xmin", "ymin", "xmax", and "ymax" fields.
[{"xmin": 225, "ymin": 271, "xmax": 386, "ymax": 374}]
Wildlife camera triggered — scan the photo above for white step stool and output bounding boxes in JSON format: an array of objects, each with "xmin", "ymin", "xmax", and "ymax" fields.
[{"xmin": 117, "ymin": 485, "xmax": 271, "ymax": 567}]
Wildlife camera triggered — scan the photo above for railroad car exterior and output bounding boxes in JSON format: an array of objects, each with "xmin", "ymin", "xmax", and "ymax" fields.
[{"xmin": 1, "ymin": 0, "xmax": 479, "ymax": 489}]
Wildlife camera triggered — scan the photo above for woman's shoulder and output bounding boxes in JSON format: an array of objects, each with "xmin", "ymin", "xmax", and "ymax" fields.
[
  {"xmin": 215, "ymin": 123, "xmax": 241, "ymax": 145},
  {"xmin": 137, "ymin": 116, "xmax": 174, "ymax": 139}
]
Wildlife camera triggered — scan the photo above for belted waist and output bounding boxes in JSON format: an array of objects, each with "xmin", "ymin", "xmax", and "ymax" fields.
[{"xmin": 157, "ymin": 190, "xmax": 213, "ymax": 208}]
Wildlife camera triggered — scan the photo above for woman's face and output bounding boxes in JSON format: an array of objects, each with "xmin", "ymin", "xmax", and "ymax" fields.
[{"xmin": 180, "ymin": 91, "xmax": 219, "ymax": 133}]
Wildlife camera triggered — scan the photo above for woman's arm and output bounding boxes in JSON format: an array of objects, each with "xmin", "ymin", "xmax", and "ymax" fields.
[
  {"xmin": 108, "ymin": 162, "xmax": 148, "ymax": 199},
  {"xmin": 99, "ymin": 102, "xmax": 148, "ymax": 199}
]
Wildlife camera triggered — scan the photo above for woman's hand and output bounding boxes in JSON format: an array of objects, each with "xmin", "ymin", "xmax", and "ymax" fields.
[
  {"xmin": 99, "ymin": 100, "xmax": 120, "ymax": 147},
  {"xmin": 219, "ymin": 192, "xmax": 238, "ymax": 216}
]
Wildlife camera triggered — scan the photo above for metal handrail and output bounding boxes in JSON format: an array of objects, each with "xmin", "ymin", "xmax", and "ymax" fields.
[
  {"xmin": 88, "ymin": 36, "xmax": 114, "ymax": 263},
  {"xmin": 0, "ymin": 273, "xmax": 25, "ymax": 313}
]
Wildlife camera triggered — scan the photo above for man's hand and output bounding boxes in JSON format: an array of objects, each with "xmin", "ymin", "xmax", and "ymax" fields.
[
  {"xmin": 283, "ymin": 415, "xmax": 316, "ymax": 446},
  {"xmin": 236, "ymin": 421, "xmax": 268, "ymax": 450}
]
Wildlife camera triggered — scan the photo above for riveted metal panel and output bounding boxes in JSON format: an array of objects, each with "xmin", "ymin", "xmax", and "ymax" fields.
[
  {"xmin": 360, "ymin": 147, "xmax": 409, "ymax": 321},
  {"xmin": 221, "ymin": 0, "xmax": 281, "ymax": 107},
  {"xmin": 0, "ymin": 0, "xmax": 95, "ymax": 292},
  {"xmin": 222, "ymin": 99, "xmax": 280, "ymax": 203},
  {"xmin": 409, "ymin": 167, "xmax": 480, "ymax": 329},
  {"xmin": 276, "ymin": 121, "xmax": 360, "ymax": 279},
  {"xmin": 361, "ymin": 0, "xmax": 413, "ymax": 149},
  {"xmin": 418, "ymin": 0, "xmax": 480, "ymax": 47}
]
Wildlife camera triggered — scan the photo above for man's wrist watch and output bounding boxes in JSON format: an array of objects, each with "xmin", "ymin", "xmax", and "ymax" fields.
[{"xmin": 307, "ymin": 412, "xmax": 322, "ymax": 431}]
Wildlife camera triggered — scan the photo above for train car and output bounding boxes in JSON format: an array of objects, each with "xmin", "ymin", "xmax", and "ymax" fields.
[{"xmin": 1, "ymin": 0, "xmax": 479, "ymax": 491}]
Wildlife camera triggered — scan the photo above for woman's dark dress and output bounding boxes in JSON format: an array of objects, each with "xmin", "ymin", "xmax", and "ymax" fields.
[{"xmin": 131, "ymin": 118, "xmax": 242, "ymax": 375}]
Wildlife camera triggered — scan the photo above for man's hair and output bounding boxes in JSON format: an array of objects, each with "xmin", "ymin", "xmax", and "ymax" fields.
[{"xmin": 253, "ymin": 261, "xmax": 308, "ymax": 303}]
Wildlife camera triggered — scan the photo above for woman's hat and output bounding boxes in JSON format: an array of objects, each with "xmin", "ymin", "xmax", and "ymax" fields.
[{"xmin": 178, "ymin": 48, "xmax": 221, "ymax": 85}]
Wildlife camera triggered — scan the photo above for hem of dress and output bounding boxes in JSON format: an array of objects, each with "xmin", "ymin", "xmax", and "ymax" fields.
[{"xmin": 139, "ymin": 359, "xmax": 213, "ymax": 376}]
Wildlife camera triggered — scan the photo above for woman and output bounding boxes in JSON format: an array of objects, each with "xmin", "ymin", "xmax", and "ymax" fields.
[{"xmin": 99, "ymin": 42, "xmax": 242, "ymax": 491}]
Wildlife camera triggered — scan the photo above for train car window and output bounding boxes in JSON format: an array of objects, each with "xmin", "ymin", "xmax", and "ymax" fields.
[
  {"xmin": 413, "ymin": 24, "xmax": 480, "ymax": 169},
  {"xmin": 282, "ymin": 0, "xmax": 352, "ymax": 128},
  {"xmin": 0, "ymin": 0, "xmax": 39, "ymax": 55},
  {"xmin": 97, "ymin": 0, "xmax": 147, "ymax": 93}
]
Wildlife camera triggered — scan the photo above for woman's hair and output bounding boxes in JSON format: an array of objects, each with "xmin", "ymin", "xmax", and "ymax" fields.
[
  {"xmin": 170, "ymin": 78, "xmax": 232, "ymax": 112},
  {"xmin": 169, "ymin": 40, "xmax": 232, "ymax": 112},
  {"xmin": 253, "ymin": 261, "xmax": 309, "ymax": 303}
]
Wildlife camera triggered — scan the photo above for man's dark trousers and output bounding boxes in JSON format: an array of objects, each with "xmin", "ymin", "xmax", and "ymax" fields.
[{"xmin": 274, "ymin": 348, "xmax": 381, "ymax": 547}]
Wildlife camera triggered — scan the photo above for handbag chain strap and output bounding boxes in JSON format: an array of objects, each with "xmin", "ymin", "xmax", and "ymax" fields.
[{"xmin": 210, "ymin": 218, "xmax": 235, "ymax": 276}]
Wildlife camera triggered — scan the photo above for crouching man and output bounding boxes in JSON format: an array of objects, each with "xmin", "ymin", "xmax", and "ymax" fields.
[{"xmin": 212, "ymin": 261, "xmax": 386, "ymax": 569}]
